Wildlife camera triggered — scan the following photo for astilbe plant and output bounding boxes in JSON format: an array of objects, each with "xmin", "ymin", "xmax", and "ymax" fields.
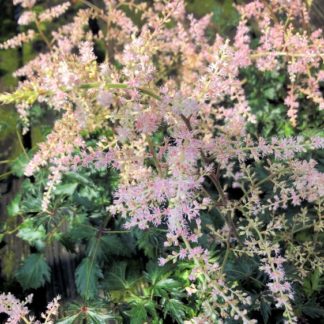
[
  {"xmin": 0, "ymin": 293, "xmax": 60, "ymax": 324},
  {"xmin": 0, "ymin": 0, "xmax": 323, "ymax": 323}
]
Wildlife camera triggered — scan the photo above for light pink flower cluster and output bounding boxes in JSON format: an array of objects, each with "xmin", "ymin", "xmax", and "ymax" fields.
[
  {"xmin": 260, "ymin": 253, "xmax": 296, "ymax": 310},
  {"xmin": 0, "ymin": 30, "xmax": 35, "ymax": 49},
  {"xmin": 0, "ymin": 293, "xmax": 60, "ymax": 324},
  {"xmin": 18, "ymin": 11, "xmax": 36, "ymax": 26},
  {"xmin": 0, "ymin": 293, "xmax": 31, "ymax": 324},
  {"xmin": 39, "ymin": 2, "xmax": 71, "ymax": 23},
  {"xmin": 13, "ymin": 0, "xmax": 36, "ymax": 9},
  {"xmin": 236, "ymin": 0, "xmax": 324, "ymax": 124}
]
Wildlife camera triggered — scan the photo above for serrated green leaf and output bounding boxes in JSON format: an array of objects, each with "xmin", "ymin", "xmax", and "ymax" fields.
[
  {"xmin": 54, "ymin": 182, "xmax": 78, "ymax": 195},
  {"xmin": 105, "ymin": 262, "xmax": 139, "ymax": 291},
  {"xmin": 21, "ymin": 195, "xmax": 42, "ymax": 213},
  {"xmin": 68, "ymin": 223, "xmax": 96, "ymax": 242},
  {"xmin": 75, "ymin": 257, "xmax": 103, "ymax": 300},
  {"xmin": 86, "ymin": 235, "xmax": 130, "ymax": 260},
  {"xmin": 7, "ymin": 193, "xmax": 21, "ymax": 217},
  {"xmin": 16, "ymin": 253, "xmax": 50, "ymax": 289},
  {"xmin": 260, "ymin": 299, "xmax": 271, "ymax": 324},
  {"xmin": 10, "ymin": 153, "xmax": 30, "ymax": 177},
  {"xmin": 129, "ymin": 303, "xmax": 147, "ymax": 324},
  {"xmin": 86, "ymin": 310, "xmax": 116, "ymax": 324},
  {"xmin": 144, "ymin": 261, "xmax": 181, "ymax": 298},
  {"xmin": 155, "ymin": 278, "xmax": 181, "ymax": 291},
  {"xmin": 264, "ymin": 88, "xmax": 276, "ymax": 100},
  {"xmin": 162, "ymin": 299, "xmax": 190, "ymax": 323},
  {"xmin": 300, "ymin": 302, "xmax": 324, "ymax": 318},
  {"xmin": 65, "ymin": 172, "xmax": 94, "ymax": 186},
  {"xmin": 135, "ymin": 229, "xmax": 164, "ymax": 257},
  {"xmin": 310, "ymin": 268, "xmax": 321, "ymax": 291},
  {"xmin": 226, "ymin": 257, "xmax": 256, "ymax": 282},
  {"xmin": 57, "ymin": 314, "xmax": 79, "ymax": 324},
  {"xmin": 17, "ymin": 219, "xmax": 46, "ymax": 250}
]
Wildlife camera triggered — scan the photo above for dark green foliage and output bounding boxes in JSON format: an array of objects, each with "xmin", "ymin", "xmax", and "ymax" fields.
[
  {"xmin": 162, "ymin": 298, "xmax": 192, "ymax": 323},
  {"xmin": 17, "ymin": 219, "xmax": 46, "ymax": 250},
  {"xmin": 7, "ymin": 192, "xmax": 21, "ymax": 217},
  {"xmin": 104, "ymin": 261, "xmax": 139, "ymax": 291},
  {"xmin": 260, "ymin": 297, "xmax": 272, "ymax": 324},
  {"xmin": 57, "ymin": 301, "xmax": 117, "ymax": 324},
  {"xmin": 75, "ymin": 257, "xmax": 103, "ymax": 300},
  {"xmin": 303, "ymin": 269, "xmax": 324, "ymax": 297},
  {"xmin": 16, "ymin": 253, "xmax": 51, "ymax": 290},
  {"xmin": 10, "ymin": 153, "xmax": 30, "ymax": 177},
  {"xmin": 103, "ymin": 261, "xmax": 192, "ymax": 323},
  {"xmin": 128, "ymin": 303, "xmax": 148, "ymax": 324},
  {"xmin": 134, "ymin": 228, "xmax": 166, "ymax": 257},
  {"xmin": 299, "ymin": 301, "xmax": 324, "ymax": 319}
]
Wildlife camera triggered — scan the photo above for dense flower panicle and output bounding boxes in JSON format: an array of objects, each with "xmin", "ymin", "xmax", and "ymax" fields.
[
  {"xmin": 78, "ymin": 41, "xmax": 96, "ymax": 64},
  {"xmin": 13, "ymin": 0, "xmax": 36, "ymax": 8},
  {"xmin": 0, "ymin": 30, "xmax": 35, "ymax": 49},
  {"xmin": 0, "ymin": 293, "xmax": 60, "ymax": 324},
  {"xmin": 289, "ymin": 159, "xmax": 324, "ymax": 202},
  {"xmin": 16, "ymin": 102, "xmax": 30, "ymax": 134},
  {"xmin": 97, "ymin": 90, "xmax": 114, "ymax": 107},
  {"xmin": 51, "ymin": 9, "xmax": 94, "ymax": 46},
  {"xmin": 0, "ymin": 293, "xmax": 31, "ymax": 324},
  {"xmin": 234, "ymin": 20, "xmax": 251, "ymax": 68},
  {"xmin": 18, "ymin": 11, "xmax": 36, "ymax": 25},
  {"xmin": 285, "ymin": 87, "xmax": 300, "ymax": 127},
  {"xmin": 13, "ymin": 53, "xmax": 51, "ymax": 78},
  {"xmin": 40, "ymin": 295, "xmax": 61, "ymax": 322},
  {"xmin": 235, "ymin": 0, "xmax": 324, "ymax": 124},
  {"xmin": 39, "ymin": 2, "xmax": 71, "ymax": 23},
  {"xmin": 109, "ymin": 7, "xmax": 138, "ymax": 36}
]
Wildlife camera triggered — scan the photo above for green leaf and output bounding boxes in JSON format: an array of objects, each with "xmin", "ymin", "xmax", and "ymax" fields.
[
  {"xmin": 310, "ymin": 268, "xmax": 321, "ymax": 291},
  {"xmin": 7, "ymin": 193, "xmax": 21, "ymax": 217},
  {"xmin": 155, "ymin": 279, "xmax": 181, "ymax": 297},
  {"xmin": 86, "ymin": 310, "xmax": 116, "ymax": 324},
  {"xmin": 57, "ymin": 314, "xmax": 79, "ymax": 324},
  {"xmin": 54, "ymin": 182, "xmax": 78, "ymax": 195},
  {"xmin": 162, "ymin": 299, "xmax": 191, "ymax": 323},
  {"xmin": 65, "ymin": 172, "xmax": 95, "ymax": 187},
  {"xmin": 75, "ymin": 257, "xmax": 103, "ymax": 300},
  {"xmin": 226, "ymin": 257, "xmax": 256, "ymax": 282},
  {"xmin": 86, "ymin": 234, "xmax": 131, "ymax": 260},
  {"xmin": 16, "ymin": 253, "xmax": 51, "ymax": 289},
  {"xmin": 264, "ymin": 88, "xmax": 276, "ymax": 100},
  {"xmin": 145, "ymin": 261, "xmax": 165, "ymax": 284},
  {"xmin": 17, "ymin": 219, "xmax": 46, "ymax": 250},
  {"xmin": 68, "ymin": 223, "xmax": 95, "ymax": 242},
  {"xmin": 21, "ymin": 195, "xmax": 42, "ymax": 213},
  {"xmin": 105, "ymin": 83, "xmax": 128, "ymax": 89},
  {"xmin": 300, "ymin": 303, "xmax": 324, "ymax": 318},
  {"xmin": 303, "ymin": 269, "xmax": 323, "ymax": 296},
  {"xmin": 145, "ymin": 261, "xmax": 181, "ymax": 298},
  {"xmin": 283, "ymin": 122, "xmax": 294, "ymax": 136},
  {"xmin": 105, "ymin": 262, "xmax": 139, "ymax": 291},
  {"xmin": 10, "ymin": 153, "xmax": 29, "ymax": 177},
  {"xmin": 129, "ymin": 303, "xmax": 147, "ymax": 324},
  {"xmin": 260, "ymin": 298, "xmax": 271, "ymax": 324},
  {"xmin": 105, "ymin": 262, "xmax": 129, "ymax": 291},
  {"xmin": 135, "ymin": 229, "xmax": 164, "ymax": 257}
]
